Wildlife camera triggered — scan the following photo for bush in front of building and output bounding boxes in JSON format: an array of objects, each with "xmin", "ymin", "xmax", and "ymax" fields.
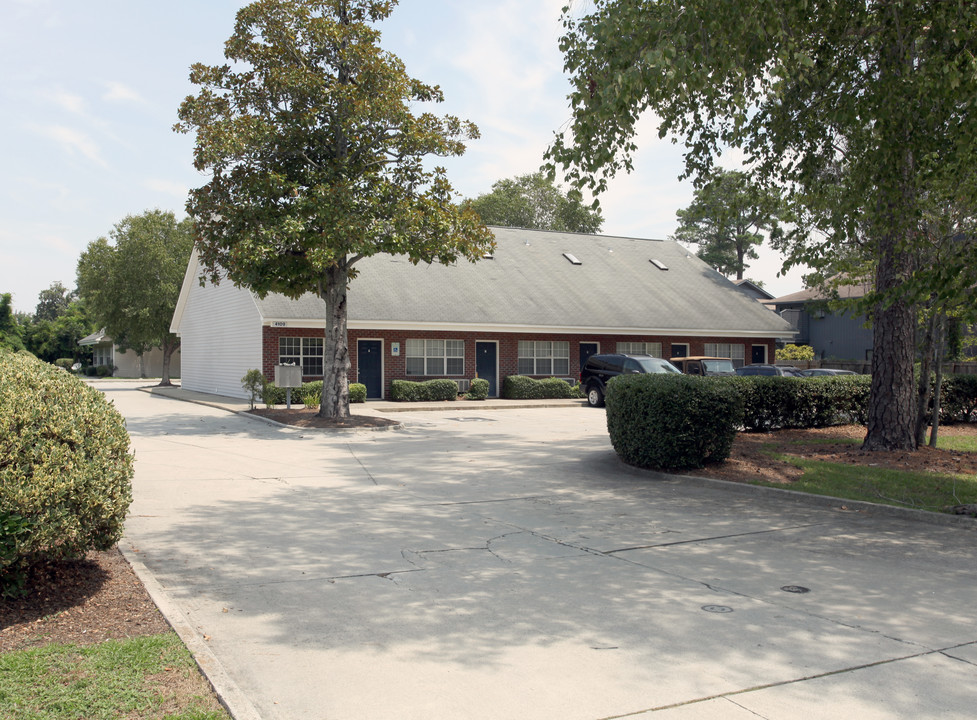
[
  {"xmin": 466, "ymin": 378, "xmax": 489, "ymax": 400},
  {"xmin": 737, "ymin": 375, "xmax": 870, "ymax": 431},
  {"xmin": 940, "ymin": 374, "xmax": 977, "ymax": 423},
  {"xmin": 775, "ymin": 344, "xmax": 815, "ymax": 362},
  {"xmin": 349, "ymin": 383, "xmax": 367, "ymax": 403},
  {"xmin": 605, "ymin": 373, "xmax": 743, "ymax": 471},
  {"xmin": 0, "ymin": 349, "xmax": 133, "ymax": 597},
  {"xmin": 390, "ymin": 378, "xmax": 459, "ymax": 401},
  {"xmin": 502, "ymin": 375, "xmax": 578, "ymax": 399}
]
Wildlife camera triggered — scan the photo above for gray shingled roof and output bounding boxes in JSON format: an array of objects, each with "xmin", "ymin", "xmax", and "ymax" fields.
[{"xmin": 253, "ymin": 227, "xmax": 795, "ymax": 336}]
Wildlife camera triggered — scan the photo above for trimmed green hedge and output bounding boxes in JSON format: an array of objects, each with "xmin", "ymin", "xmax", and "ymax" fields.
[
  {"xmin": 605, "ymin": 374, "xmax": 743, "ymax": 470},
  {"xmin": 736, "ymin": 375, "xmax": 871, "ymax": 431},
  {"xmin": 391, "ymin": 378, "xmax": 459, "ymax": 402},
  {"xmin": 263, "ymin": 380, "xmax": 367, "ymax": 406},
  {"xmin": 1, "ymin": 350, "xmax": 134, "ymax": 597},
  {"xmin": 940, "ymin": 374, "xmax": 977, "ymax": 423},
  {"xmin": 467, "ymin": 378, "xmax": 490, "ymax": 400},
  {"xmin": 502, "ymin": 375, "xmax": 578, "ymax": 399},
  {"xmin": 350, "ymin": 383, "xmax": 367, "ymax": 403}
]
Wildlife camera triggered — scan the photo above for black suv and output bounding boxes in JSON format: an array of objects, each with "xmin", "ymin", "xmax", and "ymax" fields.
[{"xmin": 580, "ymin": 353, "xmax": 682, "ymax": 407}]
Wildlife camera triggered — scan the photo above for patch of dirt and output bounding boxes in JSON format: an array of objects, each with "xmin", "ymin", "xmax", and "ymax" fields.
[
  {"xmin": 686, "ymin": 424, "xmax": 977, "ymax": 491},
  {"xmin": 249, "ymin": 407, "xmax": 401, "ymax": 428}
]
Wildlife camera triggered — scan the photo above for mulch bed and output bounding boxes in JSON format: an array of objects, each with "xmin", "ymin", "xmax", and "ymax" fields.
[
  {"xmin": 248, "ymin": 407, "xmax": 401, "ymax": 429},
  {"xmin": 0, "ymin": 548, "xmax": 170, "ymax": 653}
]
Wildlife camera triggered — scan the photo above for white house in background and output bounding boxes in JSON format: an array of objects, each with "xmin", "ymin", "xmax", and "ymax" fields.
[
  {"xmin": 78, "ymin": 328, "xmax": 181, "ymax": 378},
  {"xmin": 170, "ymin": 227, "xmax": 796, "ymax": 400}
]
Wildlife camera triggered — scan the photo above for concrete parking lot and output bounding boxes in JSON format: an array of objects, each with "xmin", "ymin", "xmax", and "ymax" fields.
[{"xmin": 102, "ymin": 381, "xmax": 977, "ymax": 720}]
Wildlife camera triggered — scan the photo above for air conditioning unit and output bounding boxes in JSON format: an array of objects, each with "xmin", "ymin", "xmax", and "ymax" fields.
[{"xmin": 455, "ymin": 379, "xmax": 471, "ymax": 393}]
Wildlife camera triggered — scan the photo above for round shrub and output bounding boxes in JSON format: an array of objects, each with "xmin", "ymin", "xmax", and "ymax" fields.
[
  {"xmin": 503, "ymin": 375, "xmax": 542, "ymax": 399},
  {"xmin": 537, "ymin": 377, "xmax": 578, "ymax": 398},
  {"xmin": 425, "ymin": 379, "xmax": 460, "ymax": 401},
  {"xmin": 349, "ymin": 383, "xmax": 367, "ymax": 403},
  {"xmin": 95, "ymin": 364, "xmax": 114, "ymax": 377},
  {"xmin": 467, "ymin": 378, "xmax": 490, "ymax": 400},
  {"xmin": 605, "ymin": 373, "xmax": 744, "ymax": 471},
  {"xmin": 391, "ymin": 379, "xmax": 424, "ymax": 401},
  {"xmin": 0, "ymin": 350, "xmax": 133, "ymax": 596}
]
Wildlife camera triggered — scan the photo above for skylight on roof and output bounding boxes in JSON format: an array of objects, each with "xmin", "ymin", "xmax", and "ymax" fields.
[
  {"xmin": 563, "ymin": 252, "xmax": 582, "ymax": 265},
  {"xmin": 650, "ymin": 259, "xmax": 669, "ymax": 270}
]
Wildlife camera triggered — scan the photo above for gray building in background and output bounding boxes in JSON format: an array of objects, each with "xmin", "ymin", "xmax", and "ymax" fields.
[{"xmin": 765, "ymin": 283, "xmax": 873, "ymax": 362}]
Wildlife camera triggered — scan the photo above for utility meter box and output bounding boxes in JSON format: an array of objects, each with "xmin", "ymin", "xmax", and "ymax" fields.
[{"xmin": 274, "ymin": 364, "xmax": 303, "ymax": 388}]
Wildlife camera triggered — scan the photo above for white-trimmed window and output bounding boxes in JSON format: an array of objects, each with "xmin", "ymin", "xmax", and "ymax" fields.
[
  {"xmin": 92, "ymin": 345, "xmax": 112, "ymax": 367},
  {"xmin": 616, "ymin": 341, "xmax": 663, "ymax": 357},
  {"xmin": 406, "ymin": 339, "xmax": 464, "ymax": 376},
  {"xmin": 704, "ymin": 342, "xmax": 746, "ymax": 368},
  {"xmin": 518, "ymin": 341, "xmax": 570, "ymax": 375},
  {"xmin": 279, "ymin": 337, "xmax": 324, "ymax": 375}
]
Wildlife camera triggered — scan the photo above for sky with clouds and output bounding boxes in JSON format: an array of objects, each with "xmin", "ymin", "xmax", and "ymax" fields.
[{"xmin": 0, "ymin": 0, "xmax": 807, "ymax": 314}]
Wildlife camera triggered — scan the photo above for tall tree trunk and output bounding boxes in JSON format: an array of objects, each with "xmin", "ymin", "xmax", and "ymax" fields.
[
  {"xmin": 863, "ymin": 3, "xmax": 918, "ymax": 452},
  {"xmin": 319, "ymin": 262, "xmax": 351, "ymax": 419},
  {"xmin": 863, "ymin": 232, "xmax": 917, "ymax": 451}
]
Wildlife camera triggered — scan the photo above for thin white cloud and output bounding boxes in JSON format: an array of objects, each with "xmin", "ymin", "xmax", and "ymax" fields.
[
  {"xmin": 34, "ymin": 124, "xmax": 107, "ymax": 167},
  {"xmin": 103, "ymin": 81, "xmax": 146, "ymax": 104},
  {"xmin": 44, "ymin": 88, "xmax": 87, "ymax": 115}
]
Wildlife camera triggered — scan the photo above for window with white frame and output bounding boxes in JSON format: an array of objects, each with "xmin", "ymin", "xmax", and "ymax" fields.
[
  {"xmin": 616, "ymin": 341, "xmax": 663, "ymax": 357},
  {"xmin": 517, "ymin": 341, "xmax": 570, "ymax": 375},
  {"xmin": 704, "ymin": 342, "xmax": 746, "ymax": 368},
  {"xmin": 279, "ymin": 337, "xmax": 324, "ymax": 375},
  {"xmin": 405, "ymin": 339, "xmax": 464, "ymax": 376},
  {"xmin": 92, "ymin": 345, "xmax": 112, "ymax": 367}
]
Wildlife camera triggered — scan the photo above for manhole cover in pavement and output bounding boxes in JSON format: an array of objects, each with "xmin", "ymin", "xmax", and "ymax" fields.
[
  {"xmin": 449, "ymin": 417, "xmax": 495, "ymax": 422},
  {"xmin": 781, "ymin": 585, "xmax": 811, "ymax": 594},
  {"xmin": 701, "ymin": 605, "xmax": 734, "ymax": 614}
]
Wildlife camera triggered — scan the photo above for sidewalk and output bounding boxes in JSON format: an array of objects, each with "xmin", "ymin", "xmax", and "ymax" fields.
[{"xmin": 143, "ymin": 383, "xmax": 587, "ymax": 415}]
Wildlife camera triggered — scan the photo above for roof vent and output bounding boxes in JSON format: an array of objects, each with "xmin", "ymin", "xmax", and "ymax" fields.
[
  {"xmin": 563, "ymin": 252, "xmax": 582, "ymax": 265},
  {"xmin": 650, "ymin": 259, "xmax": 669, "ymax": 270}
]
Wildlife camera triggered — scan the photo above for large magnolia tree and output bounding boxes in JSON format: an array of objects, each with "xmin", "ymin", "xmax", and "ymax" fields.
[
  {"xmin": 175, "ymin": 0, "xmax": 493, "ymax": 419},
  {"xmin": 546, "ymin": 0, "xmax": 977, "ymax": 451}
]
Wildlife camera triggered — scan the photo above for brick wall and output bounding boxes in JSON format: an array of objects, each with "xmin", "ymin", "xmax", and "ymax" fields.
[{"xmin": 262, "ymin": 326, "xmax": 776, "ymax": 397}]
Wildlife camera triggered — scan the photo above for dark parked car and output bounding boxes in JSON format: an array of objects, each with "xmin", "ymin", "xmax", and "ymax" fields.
[
  {"xmin": 669, "ymin": 356, "xmax": 736, "ymax": 376},
  {"xmin": 800, "ymin": 368, "xmax": 857, "ymax": 376},
  {"xmin": 580, "ymin": 353, "xmax": 682, "ymax": 407},
  {"xmin": 735, "ymin": 364, "xmax": 805, "ymax": 377}
]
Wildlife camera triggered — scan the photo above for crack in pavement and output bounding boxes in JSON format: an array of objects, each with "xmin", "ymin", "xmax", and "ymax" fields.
[{"xmin": 596, "ymin": 641, "xmax": 977, "ymax": 719}]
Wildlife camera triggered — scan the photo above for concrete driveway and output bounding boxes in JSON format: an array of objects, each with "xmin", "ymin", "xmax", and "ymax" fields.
[{"xmin": 101, "ymin": 382, "xmax": 977, "ymax": 720}]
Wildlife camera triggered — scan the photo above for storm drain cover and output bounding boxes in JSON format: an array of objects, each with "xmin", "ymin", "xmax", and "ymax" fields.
[
  {"xmin": 781, "ymin": 585, "xmax": 811, "ymax": 594},
  {"xmin": 449, "ymin": 417, "xmax": 495, "ymax": 423},
  {"xmin": 701, "ymin": 605, "xmax": 734, "ymax": 614}
]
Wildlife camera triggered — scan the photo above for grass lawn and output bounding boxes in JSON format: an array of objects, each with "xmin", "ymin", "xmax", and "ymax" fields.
[
  {"xmin": 754, "ymin": 434, "xmax": 977, "ymax": 512},
  {"xmin": 0, "ymin": 633, "xmax": 229, "ymax": 720}
]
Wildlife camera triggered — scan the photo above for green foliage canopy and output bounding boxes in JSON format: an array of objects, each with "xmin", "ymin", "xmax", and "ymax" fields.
[
  {"xmin": 465, "ymin": 172, "xmax": 603, "ymax": 234},
  {"xmin": 77, "ymin": 210, "xmax": 193, "ymax": 384},
  {"xmin": 175, "ymin": 0, "xmax": 493, "ymax": 418},
  {"xmin": 33, "ymin": 281, "xmax": 73, "ymax": 323},
  {"xmin": 672, "ymin": 169, "xmax": 784, "ymax": 280},
  {"xmin": 0, "ymin": 294, "xmax": 25, "ymax": 352},
  {"xmin": 547, "ymin": 0, "xmax": 977, "ymax": 451}
]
